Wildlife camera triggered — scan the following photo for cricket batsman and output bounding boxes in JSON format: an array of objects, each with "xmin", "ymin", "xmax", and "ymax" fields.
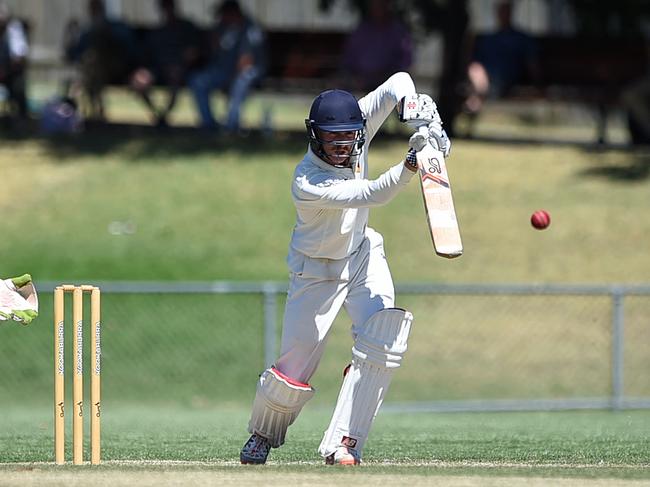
[
  {"xmin": 240, "ymin": 72, "xmax": 451, "ymax": 465},
  {"xmin": 0, "ymin": 274, "xmax": 38, "ymax": 325}
]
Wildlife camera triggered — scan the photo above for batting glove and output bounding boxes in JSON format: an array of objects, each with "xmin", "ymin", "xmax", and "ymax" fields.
[
  {"xmin": 401, "ymin": 94, "xmax": 441, "ymax": 130},
  {"xmin": 408, "ymin": 125, "xmax": 429, "ymax": 152},
  {"xmin": 428, "ymin": 121, "xmax": 452, "ymax": 158}
]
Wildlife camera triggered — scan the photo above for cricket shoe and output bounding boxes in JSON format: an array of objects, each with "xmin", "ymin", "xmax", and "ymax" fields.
[
  {"xmin": 325, "ymin": 446, "xmax": 361, "ymax": 466},
  {"xmin": 240, "ymin": 433, "xmax": 271, "ymax": 464}
]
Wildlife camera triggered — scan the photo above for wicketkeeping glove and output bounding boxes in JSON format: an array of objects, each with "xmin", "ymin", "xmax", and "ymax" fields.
[{"xmin": 0, "ymin": 274, "xmax": 39, "ymax": 326}]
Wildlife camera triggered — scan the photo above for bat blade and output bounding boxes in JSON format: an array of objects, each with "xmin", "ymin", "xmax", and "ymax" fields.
[{"xmin": 416, "ymin": 143, "xmax": 463, "ymax": 258}]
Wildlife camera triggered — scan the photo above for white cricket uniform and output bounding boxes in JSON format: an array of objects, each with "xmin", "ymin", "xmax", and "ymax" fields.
[{"xmin": 275, "ymin": 72, "xmax": 417, "ymax": 383}]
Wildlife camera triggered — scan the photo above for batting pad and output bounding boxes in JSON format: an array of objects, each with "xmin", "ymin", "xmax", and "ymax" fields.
[
  {"xmin": 248, "ymin": 367, "xmax": 315, "ymax": 447},
  {"xmin": 319, "ymin": 308, "xmax": 413, "ymax": 457}
]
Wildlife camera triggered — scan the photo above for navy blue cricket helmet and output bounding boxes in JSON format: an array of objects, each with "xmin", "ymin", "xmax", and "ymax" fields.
[{"xmin": 305, "ymin": 89, "xmax": 366, "ymax": 167}]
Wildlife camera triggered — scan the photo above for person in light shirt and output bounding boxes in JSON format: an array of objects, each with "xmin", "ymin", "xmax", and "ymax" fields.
[
  {"xmin": 0, "ymin": 2, "xmax": 29, "ymax": 118},
  {"xmin": 239, "ymin": 72, "xmax": 451, "ymax": 466}
]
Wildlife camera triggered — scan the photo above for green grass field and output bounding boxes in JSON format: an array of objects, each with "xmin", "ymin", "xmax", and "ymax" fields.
[
  {"xmin": 1, "ymin": 90, "xmax": 650, "ymax": 483},
  {"xmin": 1, "ymin": 407, "xmax": 649, "ymax": 485},
  {"xmin": 2, "ymin": 126, "xmax": 650, "ymax": 282}
]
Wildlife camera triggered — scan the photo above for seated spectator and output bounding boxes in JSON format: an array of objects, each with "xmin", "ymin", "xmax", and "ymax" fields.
[
  {"xmin": 188, "ymin": 0, "xmax": 266, "ymax": 133},
  {"xmin": 40, "ymin": 96, "xmax": 82, "ymax": 135},
  {"xmin": 339, "ymin": 0, "xmax": 412, "ymax": 92},
  {"xmin": 64, "ymin": 0, "xmax": 137, "ymax": 120},
  {"xmin": 131, "ymin": 0, "xmax": 201, "ymax": 128},
  {"xmin": 0, "ymin": 1, "xmax": 28, "ymax": 119},
  {"xmin": 464, "ymin": 0, "xmax": 539, "ymax": 114}
]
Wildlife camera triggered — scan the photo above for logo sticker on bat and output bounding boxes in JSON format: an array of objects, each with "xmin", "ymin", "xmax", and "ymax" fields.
[
  {"xmin": 427, "ymin": 156, "xmax": 442, "ymax": 174},
  {"xmin": 421, "ymin": 171, "xmax": 450, "ymax": 188}
]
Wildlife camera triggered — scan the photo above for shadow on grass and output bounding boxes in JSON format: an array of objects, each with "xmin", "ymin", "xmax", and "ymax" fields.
[
  {"xmin": 0, "ymin": 118, "xmax": 305, "ymax": 160},
  {"xmin": 0, "ymin": 119, "xmax": 407, "ymax": 162},
  {"xmin": 7, "ymin": 117, "xmax": 647, "ymax": 179},
  {"xmin": 455, "ymin": 131, "xmax": 650, "ymax": 183},
  {"xmin": 578, "ymin": 149, "xmax": 650, "ymax": 182},
  {"xmin": 41, "ymin": 122, "xmax": 308, "ymax": 161}
]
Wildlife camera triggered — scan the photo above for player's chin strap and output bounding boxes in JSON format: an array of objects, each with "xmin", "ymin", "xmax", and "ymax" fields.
[
  {"xmin": 400, "ymin": 94, "xmax": 452, "ymax": 158},
  {"xmin": 248, "ymin": 367, "xmax": 315, "ymax": 447},
  {"xmin": 318, "ymin": 308, "xmax": 413, "ymax": 458}
]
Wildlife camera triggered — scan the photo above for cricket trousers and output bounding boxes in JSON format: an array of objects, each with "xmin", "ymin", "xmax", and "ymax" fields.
[{"xmin": 275, "ymin": 227, "xmax": 395, "ymax": 383}]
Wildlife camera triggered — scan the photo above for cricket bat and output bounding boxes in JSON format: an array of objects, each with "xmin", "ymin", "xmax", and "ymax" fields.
[{"xmin": 417, "ymin": 142, "xmax": 463, "ymax": 258}]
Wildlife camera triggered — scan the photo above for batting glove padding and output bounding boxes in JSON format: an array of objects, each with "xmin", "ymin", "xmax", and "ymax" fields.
[
  {"xmin": 401, "ymin": 94, "xmax": 451, "ymax": 158},
  {"xmin": 400, "ymin": 93, "xmax": 441, "ymax": 129},
  {"xmin": 408, "ymin": 126, "xmax": 429, "ymax": 152},
  {"xmin": 409, "ymin": 123, "xmax": 451, "ymax": 159},
  {"xmin": 428, "ymin": 121, "xmax": 452, "ymax": 158}
]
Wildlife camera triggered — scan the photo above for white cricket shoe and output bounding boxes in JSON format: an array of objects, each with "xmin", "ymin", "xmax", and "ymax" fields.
[
  {"xmin": 240, "ymin": 433, "xmax": 271, "ymax": 464},
  {"xmin": 325, "ymin": 446, "xmax": 361, "ymax": 466}
]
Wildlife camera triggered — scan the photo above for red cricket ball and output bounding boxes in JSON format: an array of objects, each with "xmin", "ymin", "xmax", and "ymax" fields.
[{"xmin": 531, "ymin": 210, "xmax": 551, "ymax": 230}]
